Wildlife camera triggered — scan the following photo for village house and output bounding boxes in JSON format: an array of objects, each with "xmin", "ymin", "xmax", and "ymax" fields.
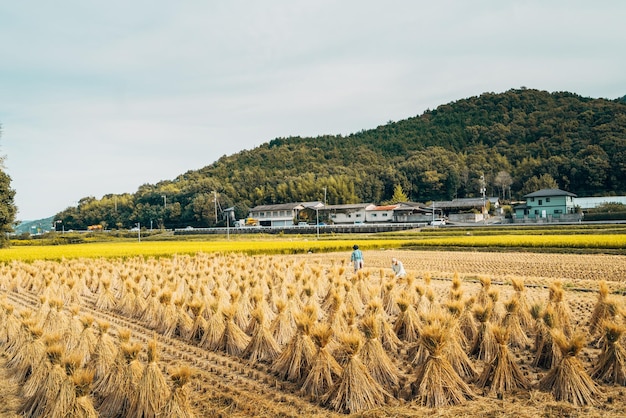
[
  {"xmin": 513, "ymin": 188, "xmax": 580, "ymax": 222},
  {"xmin": 364, "ymin": 204, "xmax": 397, "ymax": 223},
  {"xmin": 247, "ymin": 203, "xmax": 305, "ymax": 227},
  {"xmin": 430, "ymin": 197, "xmax": 490, "ymax": 223},
  {"xmin": 392, "ymin": 202, "xmax": 436, "ymax": 223},
  {"xmin": 320, "ymin": 203, "xmax": 375, "ymax": 224}
]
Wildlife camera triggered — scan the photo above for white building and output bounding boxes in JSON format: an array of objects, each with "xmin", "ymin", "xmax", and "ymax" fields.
[
  {"xmin": 247, "ymin": 203, "xmax": 304, "ymax": 227},
  {"xmin": 322, "ymin": 203, "xmax": 375, "ymax": 224},
  {"xmin": 365, "ymin": 205, "xmax": 397, "ymax": 223}
]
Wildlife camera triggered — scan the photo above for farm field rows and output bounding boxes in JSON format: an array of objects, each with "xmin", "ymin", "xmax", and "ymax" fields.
[{"xmin": 1, "ymin": 249, "xmax": 625, "ymax": 417}]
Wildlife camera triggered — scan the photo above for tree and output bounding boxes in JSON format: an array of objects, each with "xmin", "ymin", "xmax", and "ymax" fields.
[
  {"xmin": 520, "ymin": 174, "xmax": 559, "ymax": 196},
  {"xmin": 0, "ymin": 127, "xmax": 17, "ymax": 246},
  {"xmin": 387, "ymin": 184, "xmax": 409, "ymax": 204},
  {"xmin": 494, "ymin": 171, "xmax": 513, "ymax": 201}
]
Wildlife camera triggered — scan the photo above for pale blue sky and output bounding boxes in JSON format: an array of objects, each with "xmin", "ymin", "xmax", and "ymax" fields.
[{"xmin": 1, "ymin": 1, "xmax": 624, "ymax": 220}]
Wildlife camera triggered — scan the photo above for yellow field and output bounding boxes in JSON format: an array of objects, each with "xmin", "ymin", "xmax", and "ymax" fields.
[
  {"xmin": 407, "ymin": 233, "xmax": 626, "ymax": 249},
  {"xmin": 0, "ymin": 239, "xmax": 393, "ymax": 262},
  {"xmin": 3, "ymin": 232, "xmax": 625, "ymax": 263}
]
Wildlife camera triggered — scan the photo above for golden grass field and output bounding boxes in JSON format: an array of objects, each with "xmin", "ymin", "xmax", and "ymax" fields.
[{"xmin": 1, "ymin": 242, "xmax": 626, "ymax": 417}]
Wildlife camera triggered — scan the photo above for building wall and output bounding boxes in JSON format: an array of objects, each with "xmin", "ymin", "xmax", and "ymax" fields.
[
  {"xmin": 249, "ymin": 209, "xmax": 298, "ymax": 226},
  {"xmin": 329, "ymin": 211, "xmax": 366, "ymax": 224},
  {"xmin": 524, "ymin": 195, "xmax": 575, "ymax": 218},
  {"xmin": 365, "ymin": 210, "xmax": 394, "ymax": 223}
]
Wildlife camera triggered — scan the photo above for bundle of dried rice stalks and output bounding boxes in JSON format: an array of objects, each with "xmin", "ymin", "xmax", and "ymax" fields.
[
  {"xmin": 40, "ymin": 298, "xmax": 68, "ymax": 335},
  {"xmin": 141, "ymin": 287, "xmax": 162, "ymax": 329},
  {"xmin": 469, "ymin": 304, "xmax": 497, "ymax": 362},
  {"xmin": 501, "ymin": 297, "xmax": 530, "ymax": 349},
  {"xmin": 156, "ymin": 291, "xmax": 178, "ymax": 337},
  {"xmin": 19, "ymin": 343, "xmax": 67, "ymax": 417},
  {"xmin": 89, "ymin": 321, "xmax": 118, "ymax": 387},
  {"xmin": 591, "ymin": 321, "xmax": 626, "ymax": 385},
  {"xmin": 21, "ymin": 332, "xmax": 62, "ymax": 399},
  {"xmin": 359, "ymin": 315, "xmax": 404, "ymax": 392},
  {"xmin": 393, "ymin": 297, "xmax": 422, "ymax": 343},
  {"xmin": 475, "ymin": 325, "xmax": 530, "ymax": 395},
  {"xmin": 539, "ymin": 331, "xmax": 599, "ymax": 406},
  {"xmin": 271, "ymin": 311, "xmax": 316, "ymax": 382},
  {"xmin": 363, "ymin": 298, "xmax": 403, "ymax": 354},
  {"xmin": 71, "ymin": 315, "xmax": 97, "ymax": 367},
  {"xmin": 128, "ymin": 340, "xmax": 171, "ymax": 418},
  {"xmin": 589, "ymin": 281, "xmax": 620, "ymax": 338},
  {"xmin": 243, "ymin": 309, "xmax": 281, "ymax": 365},
  {"xmin": 94, "ymin": 279, "xmax": 116, "ymax": 311},
  {"xmin": 69, "ymin": 368, "xmax": 98, "ymax": 418},
  {"xmin": 229, "ymin": 290, "xmax": 251, "ymax": 330},
  {"xmin": 381, "ymin": 280, "xmax": 401, "ymax": 317},
  {"xmin": 547, "ymin": 281, "xmax": 573, "ymax": 337},
  {"xmin": 531, "ymin": 304, "xmax": 561, "ymax": 370},
  {"xmin": 98, "ymin": 342, "xmax": 144, "ymax": 418},
  {"xmin": 447, "ymin": 273, "xmax": 464, "ymax": 302},
  {"xmin": 162, "ymin": 366, "xmax": 195, "ymax": 418},
  {"xmin": 442, "ymin": 302, "xmax": 477, "ymax": 381},
  {"xmin": 410, "ymin": 322, "xmax": 475, "ymax": 408},
  {"xmin": 199, "ymin": 302, "xmax": 225, "ymax": 351},
  {"xmin": 43, "ymin": 353, "xmax": 83, "ymax": 418},
  {"xmin": 459, "ymin": 296, "xmax": 477, "ymax": 347},
  {"xmin": 92, "ymin": 329, "xmax": 131, "ymax": 397},
  {"xmin": 171, "ymin": 297, "xmax": 195, "ymax": 340},
  {"xmin": 476, "ymin": 276, "xmax": 492, "ymax": 306},
  {"xmin": 7, "ymin": 320, "xmax": 44, "ymax": 384},
  {"xmin": 187, "ymin": 298, "xmax": 207, "ymax": 342},
  {"xmin": 270, "ymin": 299, "xmax": 297, "ymax": 347},
  {"xmin": 300, "ymin": 323, "xmax": 342, "ymax": 399},
  {"xmin": 0, "ymin": 302, "xmax": 20, "ymax": 345},
  {"xmin": 511, "ymin": 278, "xmax": 532, "ymax": 330},
  {"xmin": 322, "ymin": 332, "xmax": 391, "ymax": 413},
  {"xmin": 64, "ymin": 305, "xmax": 83, "ymax": 352},
  {"xmin": 216, "ymin": 305, "xmax": 251, "ymax": 357}
]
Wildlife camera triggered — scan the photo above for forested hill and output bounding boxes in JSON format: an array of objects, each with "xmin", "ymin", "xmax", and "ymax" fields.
[{"xmin": 57, "ymin": 88, "xmax": 626, "ymax": 230}]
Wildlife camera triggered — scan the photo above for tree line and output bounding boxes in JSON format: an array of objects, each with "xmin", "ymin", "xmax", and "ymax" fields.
[{"xmin": 52, "ymin": 88, "xmax": 626, "ymax": 230}]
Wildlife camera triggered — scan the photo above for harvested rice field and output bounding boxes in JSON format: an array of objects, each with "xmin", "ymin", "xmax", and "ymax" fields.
[{"xmin": 1, "ymin": 249, "xmax": 626, "ymax": 417}]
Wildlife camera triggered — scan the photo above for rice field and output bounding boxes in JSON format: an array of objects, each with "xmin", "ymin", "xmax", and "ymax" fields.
[{"xmin": 1, "ymin": 249, "xmax": 626, "ymax": 417}]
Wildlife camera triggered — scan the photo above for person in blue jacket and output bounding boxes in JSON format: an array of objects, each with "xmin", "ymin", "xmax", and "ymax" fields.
[{"xmin": 351, "ymin": 244, "xmax": 364, "ymax": 272}]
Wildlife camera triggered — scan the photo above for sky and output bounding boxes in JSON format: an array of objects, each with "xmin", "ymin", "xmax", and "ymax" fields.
[{"xmin": 1, "ymin": 1, "xmax": 625, "ymax": 221}]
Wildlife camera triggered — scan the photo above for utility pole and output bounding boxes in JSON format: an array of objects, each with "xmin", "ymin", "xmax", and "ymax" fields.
[
  {"xmin": 213, "ymin": 191, "xmax": 218, "ymax": 224},
  {"xmin": 480, "ymin": 175, "xmax": 486, "ymax": 224},
  {"xmin": 432, "ymin": 201, "xmax": 435, "ymax": 224}
]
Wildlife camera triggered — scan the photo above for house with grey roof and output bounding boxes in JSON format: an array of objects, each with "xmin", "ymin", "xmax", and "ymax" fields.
[
  {"xmin": 392, "ymin": 202, "xmax": 435, "ymax": 223},
  {"xmin": 321, "ymin": 203, "xmax": 375, "ymax": 224},
  {"xmin": 430, "ymin": 197, "xmax": 489, "ymax": 223},
  {"xmin": 247, "ymin": 203, "xmax": 305, "ymax": 227},
  {"xmin": 513, "ymin": 188, "xmax": 580, "ymax": 222}
]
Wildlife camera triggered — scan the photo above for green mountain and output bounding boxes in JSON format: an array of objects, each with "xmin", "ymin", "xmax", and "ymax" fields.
[
  {"xmin": 14, "ymin": 216, "xmax": 55, "ymax": 235},
  {"xmin": 56, "ymin": 88, "xmax": 626, "ymax": 230}
]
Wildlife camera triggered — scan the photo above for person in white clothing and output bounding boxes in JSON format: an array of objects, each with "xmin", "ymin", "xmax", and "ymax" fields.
[{"xmin": 391, "ymin": 258, "xmax": 406, "ymax": 278}]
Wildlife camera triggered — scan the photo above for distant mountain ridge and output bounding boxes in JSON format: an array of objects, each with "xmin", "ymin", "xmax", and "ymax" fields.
[
  {"xmin": 52, "ymin": 88, "xmax": 626, "ymax": 230},
  {"xmin": 14, "ymin": 216, "xmax": 54, "ymax": 235}
]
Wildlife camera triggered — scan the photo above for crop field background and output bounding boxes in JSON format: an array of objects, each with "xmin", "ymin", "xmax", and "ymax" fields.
[{"xmin": 1, "ymin": 243, "xmax": 626, "ymax": 417}]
